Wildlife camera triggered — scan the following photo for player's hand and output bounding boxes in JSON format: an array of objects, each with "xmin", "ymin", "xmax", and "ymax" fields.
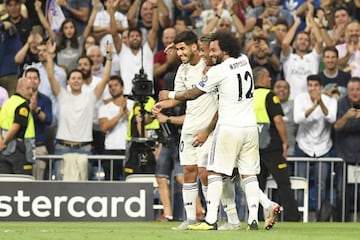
[
  {"xmin": 154, "ymin": 112, "xmax": 167, "ymax": 123},
  {"xmin": 192, "ymin": 131, "xmax": 209, "ymax": 147},
  {"xmin": 152, "ymin": 102, "xmax": 163, "ymax": 114},
  {"xmin": 158, "ymin": 90, "xmax": 170, "ymax": 101}
]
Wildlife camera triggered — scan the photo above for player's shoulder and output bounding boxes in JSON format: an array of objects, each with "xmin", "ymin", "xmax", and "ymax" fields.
[{"xmin": 223, "ymin": 55, "xmax": 251, "ymax": 70}]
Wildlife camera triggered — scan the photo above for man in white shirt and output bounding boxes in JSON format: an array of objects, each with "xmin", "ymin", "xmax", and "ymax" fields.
[
  {"xmin": 199, "ymin": 0, "xmax": 232, "ymax": 34},
  {"xmin": 156, "ymin": 31, "xmax": 262, "ymax": 230},
  {"xmin": 293, "ymin": 74, "xmax": 337, "ymax": 210},
  {"xmin": 99, "ymin": 76, "xmax": 132, "ymax": 180},
  {"xmin": 281, "ymin": 14, "xmax": 322, "ymax": 99},
  {"xmin": 45, "ymin": 41, "xmax": 112, "ymax": 180},
  {"xmin": 93, "ymin": 0, "xmax": 128, "ymax": 76},
  {"xmin": 336, "ymin": 21, "xmax": 360, "ymax": 78},
  {"xmin": 153, "ymin": 30, "xmax": 218, "ymax": 230},
  {"xmin": 115, "ymin": 2, "xmax": 159, "ymax": 95}
]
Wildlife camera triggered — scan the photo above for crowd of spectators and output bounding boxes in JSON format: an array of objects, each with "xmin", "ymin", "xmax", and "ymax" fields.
[{"xmin": 0, "ymin": 0, "xmax": 360, "ymax": 221}]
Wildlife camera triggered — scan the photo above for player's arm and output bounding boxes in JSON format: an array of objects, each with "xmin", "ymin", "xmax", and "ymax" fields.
[
  {"xmin": 152, "ymin": 99, "xmax": 182, "ymax": 114},
  {"xmin": 168, "ymin": 87, "xmax": 205, "ymax": 101},
  {"xmin": 193, "ymin": 111, "xmax": 218, "ymax": 147},
  {"xmin": 155, "ymin": 112, "xmax": 185, "ymax": 125}
]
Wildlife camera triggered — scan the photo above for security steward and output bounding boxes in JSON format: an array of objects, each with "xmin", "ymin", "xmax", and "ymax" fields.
[
  {"xmin": 253, "ymin": 67, "xmax": 300, "ymax": 221},
  {"xmin": 0, "ymin": 77, "xmax": 35, "ymax": 175}
]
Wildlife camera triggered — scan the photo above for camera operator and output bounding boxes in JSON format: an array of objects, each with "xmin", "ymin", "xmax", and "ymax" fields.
[{"xmin": 124, "ymin": 95, "xmax": 159, "ymax": 176}]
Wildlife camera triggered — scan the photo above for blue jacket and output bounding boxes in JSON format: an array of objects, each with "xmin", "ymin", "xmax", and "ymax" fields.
[{"xmin": 0, "ymin": 26, "xmax": 22, "ymax": 77}]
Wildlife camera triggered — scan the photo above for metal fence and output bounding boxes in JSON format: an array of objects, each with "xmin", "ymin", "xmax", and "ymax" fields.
[{"xmin": 35, "ymin": 155, "xmax": 359, "ymax": 222}]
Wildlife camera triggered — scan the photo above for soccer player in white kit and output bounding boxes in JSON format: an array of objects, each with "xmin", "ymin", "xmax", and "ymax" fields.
[
  {"xmin": 153, "ymin": 31, "xmax": 218, "ymax": 230},
  {"xmin": 158, "ymin": 31, "xmax": 262, "ymax": 230}
]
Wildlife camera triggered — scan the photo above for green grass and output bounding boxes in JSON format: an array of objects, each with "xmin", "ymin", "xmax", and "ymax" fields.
[{"xmin": 0, "ymin": 221, "xmax": 359, "ymax": 240}]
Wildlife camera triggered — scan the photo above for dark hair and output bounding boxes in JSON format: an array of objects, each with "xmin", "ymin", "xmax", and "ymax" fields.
[
  {"xmin": 307, "ymin": 74, "xmax": 322, "ymax": 84},
  {"xmin": 24, "ymin": 67, "xmax": 40, "ymax": 79},
  {"xmin": 67, "ymin": 69, "xmax": 83, "ymax": 81},
  {"xmin": 323, "ymin": 46, "xmax": 339, "ymax": 58},
  {"xmin": 274, "ymin": 18, "xmax": 289, "ymax": 29},
  {"xmin": 57, "ymin": 19, "xmax": 79, "ymax": 51},
  {"xmin": 128, "ymin": 27, "xmax": 142, "ymax": 38},
  {"xmin": 174, "ymin": 30, "xmax": 198, "ymax": 45},
  {"xmin": 349, "ymin": 77, "xmax": 360, "ymax": 84},
  {"xmin": 176, "ymin": 16, "xmax": 192, "ymax": 26},
  {"xmin": 110, "ymin": 75, "xmax": 124, "ymax": 86},
  {"xmin": 77, "ymin": 55, "xmax": 93, "ymax": 66},
  {"xmin": 211, "ymin": 31, "xmax": 241, "ymax": 58},
  {"xmin": 82, "ymin": 34, "xmax": 98, "ymax": 56},
  {"xmin": 333, "ymin": 4, "xmax": 350, "ymax": 17}
]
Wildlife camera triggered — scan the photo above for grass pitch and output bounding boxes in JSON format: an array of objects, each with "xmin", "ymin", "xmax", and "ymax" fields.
[{"xmin": 0, "ymin": 221, "xmax": 359, "ymax": 240}]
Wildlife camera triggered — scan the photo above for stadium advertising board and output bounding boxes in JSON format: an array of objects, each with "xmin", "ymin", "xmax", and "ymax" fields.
[{"xmin": 0, "ymin": 182, "xmax": 154, "ymax": 221}]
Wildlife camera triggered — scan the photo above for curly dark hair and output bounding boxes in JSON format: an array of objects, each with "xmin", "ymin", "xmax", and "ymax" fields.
[{"xmin": 210, "ymin": 31, "xmax": 241, "ymax": 58}]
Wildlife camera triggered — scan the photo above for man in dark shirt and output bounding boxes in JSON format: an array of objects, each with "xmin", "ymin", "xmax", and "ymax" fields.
[
  {"xmin": 334, "ymin": 77, "xmax": 360, "ymax": 221},
  {"xmin": 253, "ymin": 66, "xmax": 300, "ymax": 221},
  {"xmin": 25, "ymin": 67, "xmax": 52, "ymax": 180},
  {"xmin": 4, "ymin": 0, "xmax": 34, "ymax": 45},
  {"xmin": 319, "ymin": 46, "xmax": 351, "ymax": 100},
  {"xmin": 248, "ymin": 37, "xmax": 281, "ymax": 88}
]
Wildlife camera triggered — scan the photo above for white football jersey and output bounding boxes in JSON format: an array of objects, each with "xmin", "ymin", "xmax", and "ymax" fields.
[
  {"xmin": 196, "ymin": 55, "xmax": 256, "ymax": 128},
  {"xmin": 174, "ymin": 58, "xmax": 218, "ymax": 134}
]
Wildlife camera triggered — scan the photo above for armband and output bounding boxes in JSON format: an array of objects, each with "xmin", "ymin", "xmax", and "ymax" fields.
[{"xmin": 168, "ymin": 91, "xmax": 176, "ymax": 100}]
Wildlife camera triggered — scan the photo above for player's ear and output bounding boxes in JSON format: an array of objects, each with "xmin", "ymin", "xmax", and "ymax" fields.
[{"xmin": 191, "ymin": 43, "xmax": 198, "ymax": 52}]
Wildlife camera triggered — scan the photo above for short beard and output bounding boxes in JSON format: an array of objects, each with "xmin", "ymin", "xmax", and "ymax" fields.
[{"xmin": 82, "ymin": 71, "xmax": 92, "ymax": 79}]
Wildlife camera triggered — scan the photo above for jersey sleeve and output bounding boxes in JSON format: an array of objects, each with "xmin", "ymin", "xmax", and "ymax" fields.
[
  {"xmin": 14, "ymin": 102, "xmax": 30, "ymax": 127},
  {"xmin": 265, "ymin": 91, "xmax": 284, "ymax": 119},
  {"xmin": 196, "ymin": 66, "xmax": 223, "ymax": 93}
]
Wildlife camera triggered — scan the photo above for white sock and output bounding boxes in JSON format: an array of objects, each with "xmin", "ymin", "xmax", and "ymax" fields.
[
  {"xmin": 202, "ymin": 185, "xmax": 208, "ymax": 201},
  {"xmin": 240, "ymin": 178, "xmax": 271, "ymax": 210},
  {"xmin": 243, "ymin": 176, "xmax": 260, "ymax": 225},
  {"xmin": 259, "ymin": 189, "xmax": 272, "ymax": 210},
  {"xmin": 221, "ymin": 177, "xmax": 240, "ymax": 224},
  {"xmin": 182, "ymin": 182, "xmax": 198, "ymax": 221},
  {"xmin": 205, "ymin": 175, "xmax": 223, "ymax": 224}
]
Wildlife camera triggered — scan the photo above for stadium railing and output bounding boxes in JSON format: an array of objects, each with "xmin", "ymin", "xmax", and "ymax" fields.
[{"xmin": 35, "ymin": 155, "xmax": 359, "ymax": 222}]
